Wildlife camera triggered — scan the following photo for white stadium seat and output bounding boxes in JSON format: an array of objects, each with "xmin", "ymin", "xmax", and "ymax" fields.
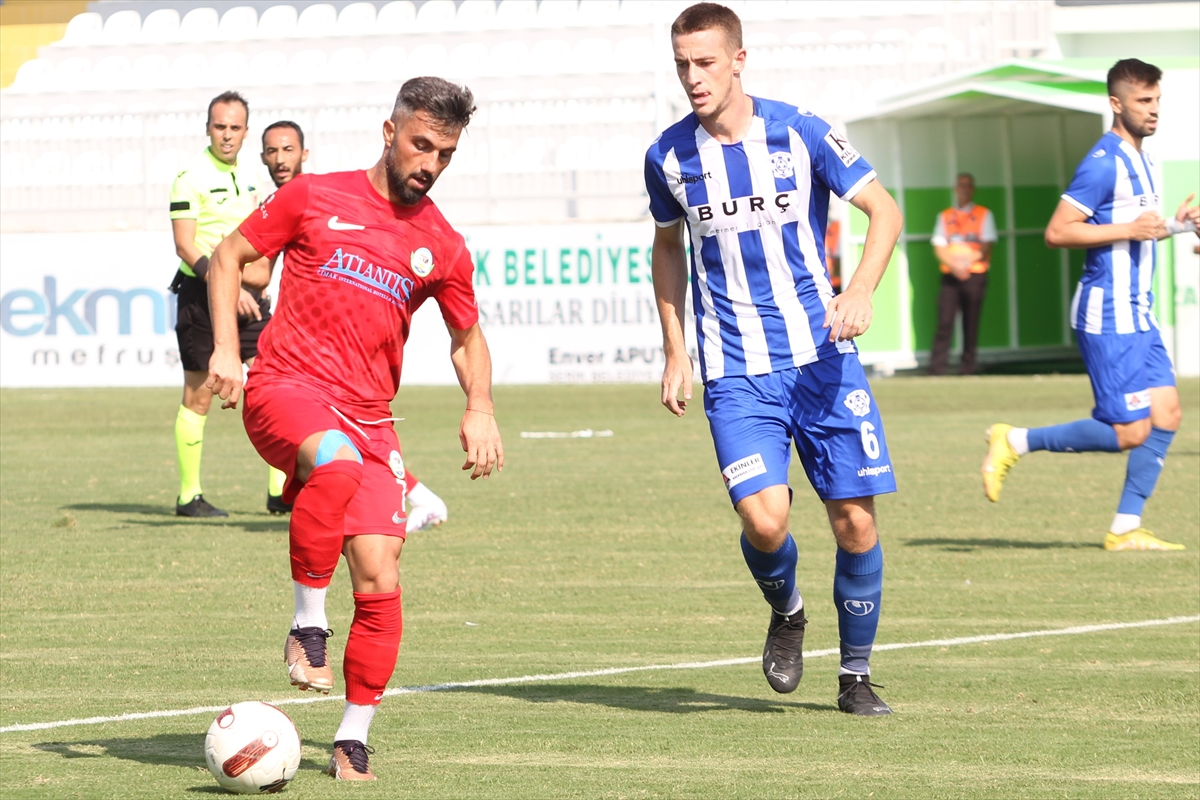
[
  {"xmin": 211, "ymin": 52, "xmax": 251, "ymax": 87},
  {"xmin": 141, "ymin": 9, "xmax": 180, "ymax": 43},
  {"xmin": 489, "ymin": 41, "xmax": 529, "ymax": 77},
  {"xmin": 101, "ymin": 10, "xmax": 142, "ymax": 46},
  {"xmin": 416, "ymin": 0, "xmax": 456, "ymax": 28},
  {"xmin": 496, "ymin": 0, "xmax": 538, "ymax": 27},
  {"xmin": 53, "ymin": 57, "xmax": 91, "ymax": 93},
  {"xmin": 613, "ymin": 36, "xmax": 654, "ymax": 73},
  {"xmin": 337, "ymin": 3, "xmax": 377, "ymax": 36},
  {"xmin": 408, "ymin": 43, "xmax": 450, "ymax": 75},
  {"xmin": 1, "ymin": 153, "xmax": 34, "ymax": 188},
  {"xmin": 287, "ymin": 49, "xmax": 329, "ymax": 83},
  {"xmin": 376, "ymin": 1, "xmax": 417, "ymax": 33},
  {"xmin": 297, "ymin": 4, "xmax": 337, "ymax": 37},
  {"xmin": 170, "ymin": 53, "xmax": 209, "ymax": 89},
  {"xmin": 59, "ymin": 13, "xmax": 102, "ymax": 47},
  {"xmin": 873, "ymin": 28, "xmax": 910, "ymax": 43},
  {"xmin": 576, "ymin": 0, "xmax": 618, "ymax": 26},
  {"xmin": 179, "ymin": 8, "xmax": 219, "ymax": 42},
  {"xmin": 113, "ymin": 150, "xmax": 144, "ymax": 185},
  {"xmin": 132, "ymin": 54, "xmax": 171, "ymax": 89},
  {"xmin": 92, "ymin": 56, "xmax": 132, "ymax": 92},
  {"xmin": 830, "ymin": 29, "xmax": 867, "ymax": 44},
  {"xmin": 367, "ymin": 46, "xmax": 407, "ymax": 81},
  {"xmin": 10, "ymin": 59, "xmax": 53, "ymax": 92},
  {"xmin": 537, "ymin": 0, "xmax": 578, "ymax": 27},
  {"xmin": 247, "ymin": 50, "xmax": 288, "ymax": 85},
  {"xmin": 458, "ymin": 0, "xmax": 497, "ymax": 30},
  {"xmin": 570, "ymin": 37, "xmax": 613, "ymax": 73},
  {"xmin": 616, "ymin": 1, "xmax": 653, "ymax": 25},
  {"xmin": 786, "ymin": 30, "xmax": 822, "ymax": 45},
  {"xmin": 257, "ymin": 5, "xmax": 298, "ymax": 39},
  {"xmin": 329, "ymin": 47, "xmax": 368, "ymax": 83},
  {"xmin": 448, "ymin": 42, "xmax": 490, "ymax": 79},
  {"xmin": 218, "ymin": 6, "xmax": 259, "ymax": 41},
  {"xmin": 530, "ymin": 39, "xmax": 571, "ymax": 75}
]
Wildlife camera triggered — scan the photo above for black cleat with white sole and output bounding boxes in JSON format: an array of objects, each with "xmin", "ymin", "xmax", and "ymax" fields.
[
  {"xmin": 267, "ymin": 493, "xmax": 293, "ymax": 515},
  {"xmin": 837, "ymin": 673, "xmax": 892, "ymax": 716},
  {"xmin": 176, "ymin": 494, "xmax": 228, "ymax": 518},
  {"xmin": 762, "ymin": 607, "xmax": 807, "ymax": 693}
]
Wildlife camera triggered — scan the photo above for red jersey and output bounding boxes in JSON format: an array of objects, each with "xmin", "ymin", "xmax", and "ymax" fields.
[{"xmin": 239, "ymin": 170, "xmax": 478, "ymax": 411}]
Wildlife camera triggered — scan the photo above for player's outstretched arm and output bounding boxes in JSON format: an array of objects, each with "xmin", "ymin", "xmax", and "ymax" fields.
[
  {"xmin": 448, "ymin": 322, "xmax": 504, "ymax": 480},
  {"xmin": 824, "ymin": 180, "xmax": 902, "ymax": 342},
  {"xmin": 1045, "ymin": 199, "xmax": 1165, "ymax": 248},
  {"xmin": 651, "ymin": 220, "xmax": 693, "ymax": 416},
  {"xmin": 206, "ymin": 229, "xmax": 264, "ymax": 409}
]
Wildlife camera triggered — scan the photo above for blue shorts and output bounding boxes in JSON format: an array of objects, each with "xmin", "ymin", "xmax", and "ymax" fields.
[
  {"xmin": 1077, "ymin": 327, "xmax": 1175, "ymax": 425},
  {"xmin": 704, "ymin": 355, "xmax": 897, "ymax": 504}
]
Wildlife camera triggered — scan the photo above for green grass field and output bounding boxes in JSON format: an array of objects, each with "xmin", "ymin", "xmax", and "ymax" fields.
[{"xmin": 1, "ymin": 377, "xmax": 1198, "ymax": 798}]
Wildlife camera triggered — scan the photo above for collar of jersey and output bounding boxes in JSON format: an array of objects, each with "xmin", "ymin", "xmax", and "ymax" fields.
[{"xmin": 203, "ymin": 146, "xmax": 238, "ymax": 172}]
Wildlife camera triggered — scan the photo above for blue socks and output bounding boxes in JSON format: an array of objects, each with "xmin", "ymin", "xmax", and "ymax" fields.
[
  {"xmin": 741, "ymin": 532, "xmax": 801, "ymax": 616},
  {"xmin": 1118, "ymin": 426, "xmax": 1174, "ymax": 517},
  {"xmin": 834, "ymin": 543, "xmax": 883, "ymax": 675},
  {"xmin": 1027, "ymin": 418, "xmax": 1120, "ymax": 453}
]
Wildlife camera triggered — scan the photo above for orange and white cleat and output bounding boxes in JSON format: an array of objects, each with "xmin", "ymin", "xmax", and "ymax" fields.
[
  {"xmin": 328, "ymin": 740, "xmax": 376, "ymax": 781},
  {"xmin": 284, "ymin": 627, "xmax": 334, "ymax": 693}
]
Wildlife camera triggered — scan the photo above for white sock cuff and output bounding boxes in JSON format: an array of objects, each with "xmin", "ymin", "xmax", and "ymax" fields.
[
  {"xmin": 334, "ymin": 702, "xmax": 378, "ymax": 745},
  {"xmin": 1110, "ymin": 513, "xmax": 1141, "ymax": 535},
  {"xmin": 292, "ymin": 582, "xmax": 329, "ymax": 631},
  {"xmin": 1007, "ymin": 427, "xmax": 1030, "ymax": 455}
]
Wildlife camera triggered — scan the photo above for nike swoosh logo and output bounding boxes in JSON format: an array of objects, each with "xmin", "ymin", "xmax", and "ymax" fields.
[
  {"xmin": 392, "ymin": 512, "xmax": 403, "ymax": 524},
  {"xmin": 328, "ymin": 216, "xmax": 366, "ymax": 231},
  {"xmin": 184, "ymin": 440, "xmax": 202, "ymax": 446}
]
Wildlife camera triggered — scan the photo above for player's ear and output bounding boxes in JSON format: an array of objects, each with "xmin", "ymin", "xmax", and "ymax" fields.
[
  {"xmin": 382, "ymin": 118, "xmax": 396, "ymax": 149},
  {"xmin": 301, "ymin": 149, "xmax": 309, "ymax": 164}
]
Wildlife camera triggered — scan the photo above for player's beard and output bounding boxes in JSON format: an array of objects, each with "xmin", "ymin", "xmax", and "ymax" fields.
[{"xmin": 385, "ymin": 144, "xmax": 432, "ymax": 206}]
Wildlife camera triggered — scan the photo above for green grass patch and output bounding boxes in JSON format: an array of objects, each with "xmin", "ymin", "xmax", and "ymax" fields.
[{"xmin": 1, "ymin": 378, "xmax": 1197, "ymax": 797}]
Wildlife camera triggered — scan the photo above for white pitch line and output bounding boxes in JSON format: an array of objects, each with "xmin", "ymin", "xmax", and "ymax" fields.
[{"xmin": 2, "ymin": 614, "xmax": 1196, "ymax": 735}]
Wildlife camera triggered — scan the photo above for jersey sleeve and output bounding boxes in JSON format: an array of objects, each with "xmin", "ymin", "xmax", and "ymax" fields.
[
  {"xmin": 168, "ymin": 170, "xmax": 202, "ymax": 220},
  {"xmin": 1062, "ymin": 149, "xmax": 1115, "ymax": 218},
  {"xmin": 930, "ymin": 211, "xmax": 948, "ymax": 246},
  {"xmin": 981, "ymin": 209, "xmax": 998, "ymax": 242},
  {"xmin": 434, "ymin": 236, "xmax": 480, "ymax": 331},
  {"xmin": 644, "ymin": 143, "xmax": 685, "ymax": 227},
  {"xmin": 807, "ymin": 119, "xmax": 877, "ymax": 202},
  {"xmin": 238, "ymin": 174, "xmax": 310, "ymax": 260}
]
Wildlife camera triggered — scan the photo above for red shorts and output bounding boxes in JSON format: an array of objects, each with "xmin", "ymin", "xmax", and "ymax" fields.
[{"xmin": 243, "ymin": 375, "xmax": 408, "ymax": 538}]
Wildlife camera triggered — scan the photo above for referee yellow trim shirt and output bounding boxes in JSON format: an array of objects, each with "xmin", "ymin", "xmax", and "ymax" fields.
[{"xmin": 168, "ymin": 147, "xmax": 261, "ymax": 276}]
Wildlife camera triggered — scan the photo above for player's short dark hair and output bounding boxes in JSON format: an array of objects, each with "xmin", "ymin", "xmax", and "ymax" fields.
[
  {"xmin": 262, "ymin": 120, "xmax": 304, "ymax": 150},
  {"xmin": 207, "ymin": 90, "xmax": 249, "ymax": 125},
  {"xmin": 957, "ymin": 172, "xmax": 975, "ymax": 185},
  {"xmin": 1107, "ymin": 58, "xmax": 1162, "ymax": 96},
  {"xmin": 671, "ymin": 2, "xmax": 743, "ymax": 50},
  {"xmin": 392, "ymin": 77, "xmax": 476, "ymax": 132}
]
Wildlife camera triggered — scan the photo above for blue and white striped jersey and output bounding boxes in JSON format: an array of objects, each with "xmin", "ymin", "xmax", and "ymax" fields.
[
  {"xmin": 1062, "ymin": 131, "xmax": 1163, "ymax": 336},
  {"xmin": 645, "ymin": 97, "xmax": 877, "ymax": 382}
]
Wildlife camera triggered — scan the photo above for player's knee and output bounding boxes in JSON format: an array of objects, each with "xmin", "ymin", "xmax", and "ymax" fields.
[
  {"xmin": 314, "ymin": 430, "xmax": 362, "ymax": 467},
  {"xmin": 1115, "ymin": 420, "xmax": 1150, "ymax": 450}
]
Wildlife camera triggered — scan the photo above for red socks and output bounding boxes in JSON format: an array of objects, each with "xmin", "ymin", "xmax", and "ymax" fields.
[
  {"xmin": 289, "ymin": 460, "xmax": 363, "ymax": 587},
  {"xmin": 344, "ymin": 588, "xmax": 403, "ymax": 705}
]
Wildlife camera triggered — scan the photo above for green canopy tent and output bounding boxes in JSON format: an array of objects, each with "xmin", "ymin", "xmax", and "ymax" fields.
[{"xmin": 843, "ymin": 59, "xmax": 1199, "ymax": 376}]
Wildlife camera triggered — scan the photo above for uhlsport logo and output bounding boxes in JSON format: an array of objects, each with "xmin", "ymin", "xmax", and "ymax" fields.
[{"xmin": 843, "ymin": 600, "xmax": 875, "ymax": 616}]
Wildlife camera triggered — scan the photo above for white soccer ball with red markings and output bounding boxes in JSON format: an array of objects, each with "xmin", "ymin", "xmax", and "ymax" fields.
[{"xmin": 204, "ymin": 701, "xmax": 301, "ymax": 794}]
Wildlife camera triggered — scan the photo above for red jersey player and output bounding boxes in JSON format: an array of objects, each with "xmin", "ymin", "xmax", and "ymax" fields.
[{"xmin": 206, "ymin": 78, "xmax": 502, "ymax": 782}]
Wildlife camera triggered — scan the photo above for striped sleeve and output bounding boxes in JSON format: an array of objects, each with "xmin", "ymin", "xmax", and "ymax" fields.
[{"xmin": 1062, "ymin": 149, "xmax": 1114, "ymax": 218}]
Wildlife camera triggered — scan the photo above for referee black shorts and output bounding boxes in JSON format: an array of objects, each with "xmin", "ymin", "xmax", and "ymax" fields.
[{"xmin": 174, "ymin": 274, "xmax": 272, "ymax": 372}]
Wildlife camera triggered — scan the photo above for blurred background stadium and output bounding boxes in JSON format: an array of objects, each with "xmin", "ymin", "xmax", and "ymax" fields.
[{"xmin": 1, "ymin": 0, "xmax": 1197, "ymax": 385}]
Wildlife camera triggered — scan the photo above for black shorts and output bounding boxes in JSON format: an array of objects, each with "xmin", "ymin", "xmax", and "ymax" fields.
[{"xmin": 174, "ymin": 274, "xmax": 271, "ymax": 372}]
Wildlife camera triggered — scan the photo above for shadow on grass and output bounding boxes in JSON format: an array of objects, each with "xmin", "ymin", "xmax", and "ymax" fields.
[
  {"xmin": 32, "ymin": 732, "xmax": 328, "ymax": 774},
  {"xmin": 63, "ymin": 503, "xmax": 175, "ymax": 517},
  {"xmin": 904, "ymin": 537, "xmax": 1103, "ymax": 551},
  {"xmin": 63, "ymin": 503, "xmax": 290, "ymax": 532},
  {"xmin": 458, "ymin": 683, "xmax": 834, "ymax": 714}
]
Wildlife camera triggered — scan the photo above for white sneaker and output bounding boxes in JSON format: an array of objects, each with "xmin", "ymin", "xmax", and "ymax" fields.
[{"xmin": 406, "ymin": 497, "xmax": 448, "ymax": 534}]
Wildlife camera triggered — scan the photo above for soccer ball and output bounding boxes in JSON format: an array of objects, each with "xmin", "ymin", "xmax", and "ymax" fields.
[{"xmin": 204, "ymin": 701, "xmax": 301, "ymax": 794}]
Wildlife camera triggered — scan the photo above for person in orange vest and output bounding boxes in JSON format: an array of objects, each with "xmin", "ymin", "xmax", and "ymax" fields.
[{"xmin": 929, "ymin": 172, "xmax": 997, "ymax": 375}]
